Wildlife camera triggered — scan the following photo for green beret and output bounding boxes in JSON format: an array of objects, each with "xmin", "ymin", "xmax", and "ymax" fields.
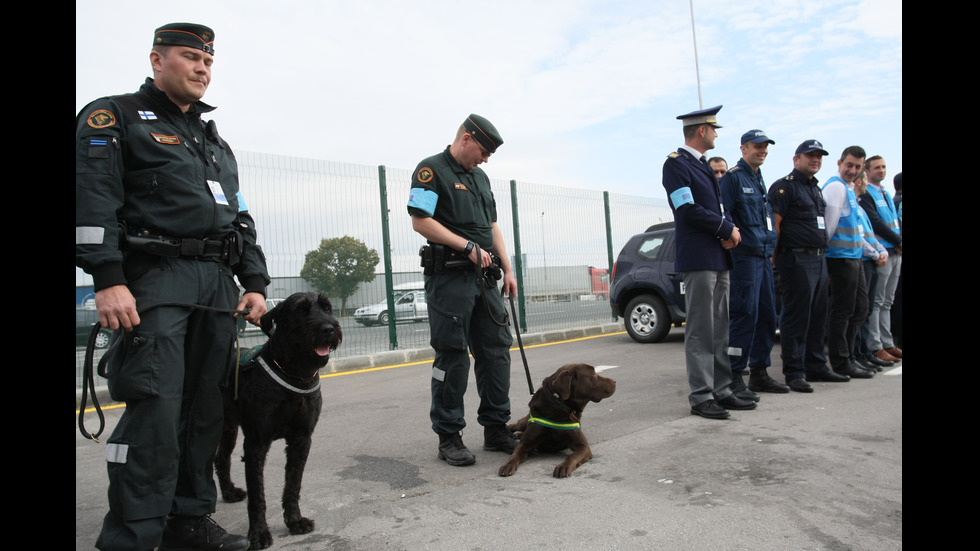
[
  {"xmin": 463, "ymin": 114, "xmax": 503, "ymax": 153},
  {"xmin": 153, "ymin": 23, "xmax": 215, "ymax": 55}
]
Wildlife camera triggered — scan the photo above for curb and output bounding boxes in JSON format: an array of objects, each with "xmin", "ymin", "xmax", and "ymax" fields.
[{"xmin": 76, "ymin": 322, "xmax": 625, "ymax": 410}]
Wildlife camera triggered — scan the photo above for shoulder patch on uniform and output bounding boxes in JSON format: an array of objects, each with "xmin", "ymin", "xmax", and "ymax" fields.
[
  {"xmin": 776, "ymin": 185, "xmax": 788, "ymax": 197},
  {"xmin": 454, "ymin": 182, "xmax": 469, "ymax": 191},
  {"xmin": 668, "ymin": 152, "xmax": 680, "ymax": 158},
  {"xmin": 151, "ymin": 133, "xmax": 181, "ymax": 145},
  {"xmin": 416, "ymin": 167, "xmax": 434, "ymax": 183},
  {"xmin": 87, "ymin": 109, "xmax": 116, "ymax": 129}
]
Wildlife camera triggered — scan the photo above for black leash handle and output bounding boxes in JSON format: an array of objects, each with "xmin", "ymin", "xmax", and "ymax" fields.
[
  {"xmin": 77, "ymin": 302, "xmax": 250, "ymax": 443},
  {"xmin": 508, "ymin": 294, "xmax": 534, "ymax": 395},
  {"xmin": 78, "ymin": 323, "xmax": 106, "ymax": 442}
]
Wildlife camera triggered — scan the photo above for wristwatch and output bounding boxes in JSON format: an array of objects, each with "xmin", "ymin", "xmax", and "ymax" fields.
[{"xmin": 463, "ymin": 240, "xmax": 475, "ymax": 255}]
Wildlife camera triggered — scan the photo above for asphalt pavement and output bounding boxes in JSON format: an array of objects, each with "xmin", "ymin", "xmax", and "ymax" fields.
[{"xmin": 75, "ymin": 324, "xmax": 902, "ymax": 550}]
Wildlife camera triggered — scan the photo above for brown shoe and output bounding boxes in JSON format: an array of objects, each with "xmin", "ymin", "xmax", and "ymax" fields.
[
  {"xmin": 874, "ymin": 349, "xmax": 899, "ymax": 362},
  {"xmin": 885, "ymin": 346, "xmax": 902, "ymax": 358}
]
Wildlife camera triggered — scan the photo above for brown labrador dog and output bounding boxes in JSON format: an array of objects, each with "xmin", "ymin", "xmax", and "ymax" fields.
[{"xmin": 499, "ymin": 363, "xmax": 616, "ymax": 478}]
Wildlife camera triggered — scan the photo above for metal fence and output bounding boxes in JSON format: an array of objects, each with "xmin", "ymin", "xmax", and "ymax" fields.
[{"xmin": 75, "ymin": 151, "xmax": 673, "ymax": 386}]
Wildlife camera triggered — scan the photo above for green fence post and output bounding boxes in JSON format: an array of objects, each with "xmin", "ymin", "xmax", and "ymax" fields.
[
  {"xmin": 378, "ymin": 165, "xmax": 398, "ymax": 349},
  {"xmin": 603, "ymin": 191, "xmax": 617, "ymax": 321},
  {"xmin": 509, "ymin": 179, "xmax": 527, "ymax": 332}
]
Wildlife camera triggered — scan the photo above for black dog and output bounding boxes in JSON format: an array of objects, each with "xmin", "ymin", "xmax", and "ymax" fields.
[
  {"xmin": 215, "ymin": 292, "xmax": 342, "ymax": 550},
  {"xmin": 498, "ymin": 363, "xmax": 616, "ymax": 478}
]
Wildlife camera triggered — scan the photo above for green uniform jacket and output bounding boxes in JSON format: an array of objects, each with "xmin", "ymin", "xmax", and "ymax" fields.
[
  {"xmin": 75, "ymin": 78, "xmax": 269, "ymax": 293},
  {"xmin": 407, "ymin": 146, "xmax": 497, "ymax": 248}
]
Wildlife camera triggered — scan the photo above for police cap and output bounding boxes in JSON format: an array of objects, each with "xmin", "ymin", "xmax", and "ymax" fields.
[
  {"xmin": 153, "ymin": 23, "xmax": 215, "ymax": 55},
  {"xmin": 795, "ymin": 139, "xmax": 829, "ymax": 156},
  {"xmin": 463, "ymin": 114, "xmax": 503, "ymax": 154},
  {"xmin": 740, "ymin": 129, "xmax": 774, "ymax": 145},
  {"xmin": 677, "ymin": 105, "xmax": 722, "ymax": 128}
]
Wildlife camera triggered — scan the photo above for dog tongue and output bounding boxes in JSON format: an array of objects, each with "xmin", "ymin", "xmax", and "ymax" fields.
[{"xmin": 315, "ymin": 345, "xmax": 331, "ymax": 357}]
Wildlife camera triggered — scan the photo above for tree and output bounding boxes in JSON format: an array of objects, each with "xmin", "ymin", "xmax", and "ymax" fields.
[{"xmin": 300, "ymin": 236, "xmax": 380, "ymax": 313}]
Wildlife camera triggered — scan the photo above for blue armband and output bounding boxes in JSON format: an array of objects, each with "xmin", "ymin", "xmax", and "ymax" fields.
[
  {"xmin": 408, "ymin": 188, "xmax": 438, "ymax": 216},
  {"xmin": 670, "ymin": 186, "xmax": 694, "ymax": 209},
  {"xmin": 236, "ymin": 191, "xmax": 248, "ymax": 212}
]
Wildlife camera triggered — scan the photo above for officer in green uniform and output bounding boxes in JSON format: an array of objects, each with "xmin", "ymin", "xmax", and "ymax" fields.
[
  {"xmin": 408, "ymin": 114, "xmax": 520, "ymax": 466},
  {"xmin": 76, "ymin": 23, "xmax": 269, "ymax": 551}
]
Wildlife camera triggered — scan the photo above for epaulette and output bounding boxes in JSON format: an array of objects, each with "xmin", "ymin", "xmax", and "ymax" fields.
[
  {"xmin": 668, "ymin": 152, "xmax": 680, "ymax": 159},
  {"xmin": 728, "ymin": 166, "xmax": 741, "ymax": 173}
]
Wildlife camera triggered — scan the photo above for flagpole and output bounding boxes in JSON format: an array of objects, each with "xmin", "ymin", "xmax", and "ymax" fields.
[{"xmin": 689, "ymin": 0, "xmax": 703, "ymax": 109}]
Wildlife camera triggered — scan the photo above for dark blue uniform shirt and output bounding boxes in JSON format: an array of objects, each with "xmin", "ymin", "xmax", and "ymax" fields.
[
  {"xmin": 719, "ymin": 158, "xmax": 776, "ymax": 258},
  {"xmin": 767, "ymin": 168, "xmax": 827, "ymax": 250}
]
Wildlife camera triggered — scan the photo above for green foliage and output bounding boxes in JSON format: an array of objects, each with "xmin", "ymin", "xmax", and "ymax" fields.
[{"xmin": 300, "ymin": 236, "xmax": 380, "ymax": 310}]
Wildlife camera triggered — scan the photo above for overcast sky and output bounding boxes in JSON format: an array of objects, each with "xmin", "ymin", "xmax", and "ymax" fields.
[{"xmin": 76, "ymin": 0, "xmax": 903, "ymax": 196}]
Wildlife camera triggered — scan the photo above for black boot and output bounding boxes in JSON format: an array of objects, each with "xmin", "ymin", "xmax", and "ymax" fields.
[
  {"xmin": 159, "ymin": 515, "xmax": 249, "ymax": 551},
  {"xmin": 730, "ymin": 372, "xmax": 760, "ymax": 402},
  {"xmin": 483, "ymin": 424, "xmax": 520, "ymax": 453},
  {"xmin": 748, "ymin": 367, "xmax": 790, "ymax": 393},
  {"xmin": 438, "ymin": 432, "xmax": 476, "ymax": 466}
]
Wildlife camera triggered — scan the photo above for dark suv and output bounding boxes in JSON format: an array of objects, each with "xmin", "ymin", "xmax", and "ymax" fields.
[{"xmin": 609, "ymin": 222, "xmax": 685, "ymax": 343}]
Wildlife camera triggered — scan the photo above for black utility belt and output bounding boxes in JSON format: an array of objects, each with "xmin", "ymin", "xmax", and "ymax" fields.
[
  {"xmin": 123, "ymin": 230, "xmax": 242, "ymax": 264},
  {"xmin": 419, "ymin": 243, "xmax": 501, "ymax": 280},
  {"xmin": 781, "ymin": 247, "xmax": 825, "ymax": 255}
]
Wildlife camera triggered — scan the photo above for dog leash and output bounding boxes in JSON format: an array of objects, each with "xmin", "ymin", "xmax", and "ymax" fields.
[
  {"xmin": 509, "ymin": 294, "xmax": 535, "ymax": 396},
  {"xmin": 467, "ymin": 242, "xmax": 535, "ymax": 396},
  {"xmin": 77, "ymin": 301, "xmax": 251, "ymax": 443}
]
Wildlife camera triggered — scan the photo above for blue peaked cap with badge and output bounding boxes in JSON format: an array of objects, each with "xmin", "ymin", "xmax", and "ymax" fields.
[
  {"xmin": 795, "ymin": 139, "xmax": 829, "ymax": 156},
  {"xmin": 153, "ymin": 22, "xmax": 215, "ymax": 55},
  {"xmin": 741, "ymin": 129, "xmax": 775, "ymax": 145},
  {"xmin": 677, "ymin": 105, "xmax": 722, "ymax": 128}
]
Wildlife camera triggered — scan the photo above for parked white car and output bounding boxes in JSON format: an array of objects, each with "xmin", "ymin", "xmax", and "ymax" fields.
[{"xmin": 354, "ymin": 289, "xmax": 428, "ymax": 326}]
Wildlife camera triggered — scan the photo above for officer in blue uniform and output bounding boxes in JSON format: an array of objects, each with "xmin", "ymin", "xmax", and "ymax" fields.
[
  {"xmin": 719, "ymin": 129, "xmax": 789, "ymax": 398},
  {"xmin": 662, "ymin": 105, "xmax": 757, "ymax": 420},
  {"xmin": 408, "ymin": 114, "xmax": 519, "ymax": 466},
  {"xmin": 767, "ymin": 140, "xmax": 850, "ymax": 393}
]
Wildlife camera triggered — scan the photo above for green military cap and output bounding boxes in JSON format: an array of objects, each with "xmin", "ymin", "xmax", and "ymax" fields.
[
  {"xmin": 153, "ymin": 23, "xmax": 215, "ymax": 55},
  {"xmin": 463, "ymin": 114, "xmax": 503, "ymax": 153}
]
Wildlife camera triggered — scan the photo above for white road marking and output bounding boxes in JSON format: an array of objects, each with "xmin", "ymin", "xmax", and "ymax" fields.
[{"xmin": 594, "ymin": 365, "xmax": 618, "ymax": 373}]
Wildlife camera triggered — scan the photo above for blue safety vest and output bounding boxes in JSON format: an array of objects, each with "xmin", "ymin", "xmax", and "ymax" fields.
[
  {"xmin": 856, "ymin": 205, "xmax": 880, "ymax": 260},
  {"xmin": 822, "ymin": 177, "xmax": 863, "ymax": 259},
  {"xmin": 865, "ymin": 184, "xmax": 901, "ymax": 248}
]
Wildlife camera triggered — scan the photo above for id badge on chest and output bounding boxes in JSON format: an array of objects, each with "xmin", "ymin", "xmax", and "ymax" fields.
[
  {"xmin": 816, "ymin": 216, "xmax": 825, "ymax": 230},
  {"xmin": 208, "ymin": 180, "xmax": 229, "ymax": 205}
]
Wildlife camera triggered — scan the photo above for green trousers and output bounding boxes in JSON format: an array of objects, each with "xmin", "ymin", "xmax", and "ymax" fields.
[
  {"xmin": 96, "ymin": 256, "xmax": 239, "ymax": 551},
  {"xmin": 425, "ymin": 269, "xmax": 514, "ymax": 435}
]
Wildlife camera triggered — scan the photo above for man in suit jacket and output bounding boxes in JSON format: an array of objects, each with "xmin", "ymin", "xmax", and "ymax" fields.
[{"xmin": 662, "ymin": 105, "xmax": 756, "ymax": 420}]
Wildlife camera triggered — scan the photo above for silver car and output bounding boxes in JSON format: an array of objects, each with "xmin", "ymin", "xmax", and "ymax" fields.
[{"xmin": 354, "ymin": 289, "xmax": 428, "ymax": 326}]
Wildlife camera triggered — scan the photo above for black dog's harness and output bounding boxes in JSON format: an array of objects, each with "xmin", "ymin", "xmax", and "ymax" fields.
[
  {"xmin": 237, "ymin": 345, "xmax": 321, "ymax": 396},
  {"xmin": 77, "ymin": 301, "xmax": 251, "ymax": 442}
]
